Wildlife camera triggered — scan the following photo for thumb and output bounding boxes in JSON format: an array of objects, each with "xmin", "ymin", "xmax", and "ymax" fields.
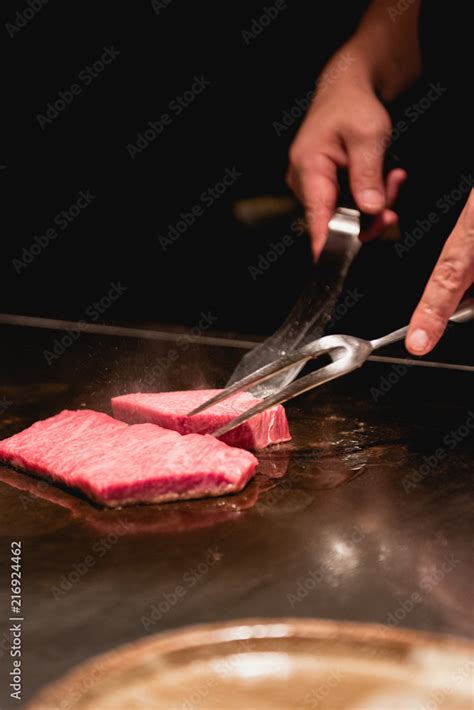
[{"xmin": 347, "ymin": 138, "xmax": 386, "ymax": 214}]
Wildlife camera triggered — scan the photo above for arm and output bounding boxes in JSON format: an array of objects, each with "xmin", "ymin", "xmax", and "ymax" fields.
[{"xmin": 350, "ymin": 0, "xmax": 422, "ymax": 102}]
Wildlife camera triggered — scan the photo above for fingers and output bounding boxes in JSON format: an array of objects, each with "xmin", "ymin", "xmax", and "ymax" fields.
[
  {"xmin": 385, "ymin": 168, "xmax": 407, "ymax": 207},
  {"xmin": 347, "ymin": 138, "xmax": 386, "ymax": 214},
  {"xmin": 287, "ymin": 152, "xmax": 339, "ymax": 260},
  {"xmin": 406, "ymin": 191, "xmax": 474, "ymax": 355},
  {"xmin": 301, "ymin": 173, "xmax": 338, "ymax": 260},
  {"xmin": 360, "ymin": 208, "xmax": 398, "ymax": 242},
  {"xmin": 359, "ymin": 169, "xmax": 407, "ymax": 242},
  {"xmin": 288, "ymin": 118, "xmax": 402, "ymax": 258}
]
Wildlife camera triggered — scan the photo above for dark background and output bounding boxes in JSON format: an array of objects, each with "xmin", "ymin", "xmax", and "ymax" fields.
[
  {"xmin": 0, "ymin": 6, "xmax": 473, "ymax": 704},
  {"xmin": 1, "ymin": 1, "xmax": 472, "ymax": 339}
]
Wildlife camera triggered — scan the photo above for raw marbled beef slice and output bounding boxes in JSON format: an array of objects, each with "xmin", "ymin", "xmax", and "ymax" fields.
[
  {"xmin": 112, "ymin": 390, "xmax": 291, "ymax": 449},
  {"xmin": 0, "ymin": 410, "xmax": 258, "ymax": 507}
]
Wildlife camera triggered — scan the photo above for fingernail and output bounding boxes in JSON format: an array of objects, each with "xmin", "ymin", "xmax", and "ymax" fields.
[
  {"xmin": 407, "ymin": 329, "xmax": 429, "ymax": 353},
  {"xmin": 360, "ymin": 189, "xmax": 384, "ymax": 210}
]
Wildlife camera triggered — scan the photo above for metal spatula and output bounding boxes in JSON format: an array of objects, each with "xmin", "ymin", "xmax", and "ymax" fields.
[
  {"xmin": 227, "ymin": 207, "xmax": 362, "ymax": 397},
  {"xmin": 190, "ymin": 298, "xmax": 474, "ymax": 437}
]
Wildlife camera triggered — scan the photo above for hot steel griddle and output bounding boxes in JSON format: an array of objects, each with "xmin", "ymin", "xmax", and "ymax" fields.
[{"xmin": 0, "ymin": 322, "xmax": 473, "ymax": 705}]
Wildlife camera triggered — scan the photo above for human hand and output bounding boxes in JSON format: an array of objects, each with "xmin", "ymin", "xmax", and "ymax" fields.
[
  {"xmin": 406, "ymin": 189, "xmax": 474, "ymax": 355},
  {"xmin": 287, "ymin": 55, "xmax": 406, "ymax": 259}
]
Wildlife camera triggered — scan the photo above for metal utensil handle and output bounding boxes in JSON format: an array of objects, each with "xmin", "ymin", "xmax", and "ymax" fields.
[
  {"xmin": 448, "ymin": 297, "xmax": 474, "ymax": 323},
  {"xmin": 370, "ymin": 298, "xmax": 474, "ymax": 351}
]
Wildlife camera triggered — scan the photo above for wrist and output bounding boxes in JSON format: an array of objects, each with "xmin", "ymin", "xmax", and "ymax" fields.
[
  {"xmin": 315, "ymin": 42, "xmax": 375, "ymax": 98},
  {"xmin": 349, "ymin": 0, "xmax": 421, "ymax": 102}
]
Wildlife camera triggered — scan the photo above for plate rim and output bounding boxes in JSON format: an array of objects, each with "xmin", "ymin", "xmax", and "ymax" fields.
[{"xmin": 26, "ymin": 617, "xmax": 474, "ymax": 709}]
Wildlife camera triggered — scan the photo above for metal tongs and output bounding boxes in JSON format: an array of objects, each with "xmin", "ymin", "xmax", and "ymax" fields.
[{"xmin": 189, "ymin": 298, "xmax": 474, "ymax": 438}]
